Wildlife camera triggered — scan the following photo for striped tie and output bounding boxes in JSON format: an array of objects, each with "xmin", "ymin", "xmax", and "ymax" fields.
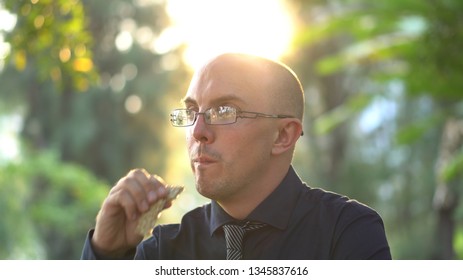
[{"xmin": 223, "ymin": 221, "xmax": 266, "ymax": 260}]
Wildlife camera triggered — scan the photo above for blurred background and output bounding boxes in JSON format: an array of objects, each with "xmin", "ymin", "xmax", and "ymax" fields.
[{"xmin": 0, "ymin": 0, "xmax": 462, "ymax": 259}]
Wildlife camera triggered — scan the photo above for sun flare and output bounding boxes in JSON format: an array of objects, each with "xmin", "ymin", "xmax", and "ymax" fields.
[{"xmin": 165, "ymin": 0, "xmax": 295, "ymax": 69}]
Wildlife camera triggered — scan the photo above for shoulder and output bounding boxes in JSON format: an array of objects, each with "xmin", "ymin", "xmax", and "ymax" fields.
[
  {"xmin": 301, "ymin": 186, "xmax": 376, "ymax": 215},
  {"xmin": 299, "ymin": 186, "xmax": 386, "ymax": 238},
  {"xmin": 301, "ymin": 187, "xmax": 379, "ymax": 218},
  {"xmin": 300, "ymin": 188, "xmax": 390, "ymax": 259}
]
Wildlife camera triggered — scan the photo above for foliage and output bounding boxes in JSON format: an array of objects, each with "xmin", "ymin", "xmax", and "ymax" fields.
[
  {"xmin": 2, "ymin": 0, "xmax": 98, "ymax": 91},
  {"xmin": 290, "ymin": 0, "xmax": 463, "ymax": 259},
  {"xmin": 2, "ymin": 0, "xmax": 462, "ymax": 260},
  {"xmin": 0, "ymin": 150, "xmax": 108, "ymax": 259},
  {"xmin": 0, "ymin": 0, "xmax": 196, "ymax": 259}
]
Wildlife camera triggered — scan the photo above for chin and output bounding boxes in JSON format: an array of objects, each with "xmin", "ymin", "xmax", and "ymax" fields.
[
  {"xmin": 195, "ymin": 177, "xmax": 224, "ymax": 200},
  {"xmin": 195, "ymin": 183, "xmax": 215, "ymax": 200}
]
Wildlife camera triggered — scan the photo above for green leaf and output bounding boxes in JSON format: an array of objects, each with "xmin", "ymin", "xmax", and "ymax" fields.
[
  {"xmin": 314, "ymin": 93, "xmax": 374, "ymax": 134},
  {"xmin": 395, "ymin": 115, "xmax": 442, "ymax": 145},
  {"xmin": 440, "ymin": 150, "xmax": 463, "ymax": 182}
]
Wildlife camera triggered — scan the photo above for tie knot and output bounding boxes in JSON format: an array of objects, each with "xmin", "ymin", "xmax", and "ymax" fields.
[{"xmin": 223, "ymin": 221, "xmax": 266, "ymax": 260}]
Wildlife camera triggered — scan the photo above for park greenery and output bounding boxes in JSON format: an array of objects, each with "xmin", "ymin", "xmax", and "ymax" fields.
[{"xmin": 1, "ymin": 0, "xmax": 462, "ymax": 259}]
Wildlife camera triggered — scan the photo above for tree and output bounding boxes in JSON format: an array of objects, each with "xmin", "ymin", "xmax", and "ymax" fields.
[
  {"xmin": 0, "ymin": 0, "xmax": 193, "ymax": 258},
  {"xmin": 289, "ymin": 0, "xmax": 463, "ymax": 259},
  {"xmin": 0, "ymin": 151, "xmax": 109, "ymax": 259}
]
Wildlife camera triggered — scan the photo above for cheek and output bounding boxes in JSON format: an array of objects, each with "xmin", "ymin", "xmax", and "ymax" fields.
[
  {"xmin": 185, "ymin": 135, "xmax": 195, "ymax": 162},
  {"xmin": 226, "ymin": 131, "xmax": 272, "ymax": 161},
  {"xmin": 186, "ymin": 129, "xmax": 194, "ymax": 146}
]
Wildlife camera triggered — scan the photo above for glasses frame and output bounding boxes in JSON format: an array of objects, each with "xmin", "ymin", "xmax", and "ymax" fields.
[{"xmin": 170, "ymin": 106, "xmax": 296, "ymax": 127}]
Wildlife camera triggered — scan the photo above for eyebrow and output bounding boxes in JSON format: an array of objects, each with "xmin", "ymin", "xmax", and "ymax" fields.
[
  {"xmin": 181, "ymin": 94, "xmax": 246, "ymax": 107},
  {"xmin": 180, "ymin": 96, "xmax": 196, "ymax": 105}
]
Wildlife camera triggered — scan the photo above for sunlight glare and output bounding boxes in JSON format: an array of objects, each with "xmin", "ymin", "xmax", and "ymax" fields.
[
  {"xmin": 0, "ymin": 8, "xmax": 17, "ymax": 32},
  {"xmin": 165, "ymin": 0, "xmax": 295, "ymax": 69},
  {"xmin": 0, "ymin": 114, "xmax": 22, "ymax": 163}
]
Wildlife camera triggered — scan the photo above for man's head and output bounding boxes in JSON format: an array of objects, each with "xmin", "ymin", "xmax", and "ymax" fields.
[{"xmin": 181, "ymin": 53, "xmax": 304, "ymax": 209}]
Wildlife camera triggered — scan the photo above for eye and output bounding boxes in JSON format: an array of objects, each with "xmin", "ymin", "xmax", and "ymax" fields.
[{"xmin": 217, "ymin": 105, "xmax": 236, "ymax": 115}]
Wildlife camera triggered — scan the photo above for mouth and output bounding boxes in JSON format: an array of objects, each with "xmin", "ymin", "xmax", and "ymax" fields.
[
  {"xmin": 190, "ymin": 145, "xmax": 220, "ymax": 169},
  {"xmin": 193, "ymin": 156, "xmax": 217, "ymax": 166}
]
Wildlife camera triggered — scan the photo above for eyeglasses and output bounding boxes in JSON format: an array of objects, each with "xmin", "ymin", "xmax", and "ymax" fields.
[{"xmin": 170, "ymin": 105, "xmax": 296, "ymax": 127}]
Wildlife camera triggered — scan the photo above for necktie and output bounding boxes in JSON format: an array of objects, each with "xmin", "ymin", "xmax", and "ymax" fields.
[{"xmin": 223, "ymin": 221, "xmax": 266, "ymax": 260}]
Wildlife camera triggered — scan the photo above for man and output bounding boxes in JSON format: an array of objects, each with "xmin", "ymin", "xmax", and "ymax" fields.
[{"xmin": 81, "ymin": 53, "xmax": 391, "ymax": 259}]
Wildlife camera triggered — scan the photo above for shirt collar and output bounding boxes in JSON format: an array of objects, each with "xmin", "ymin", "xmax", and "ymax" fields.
[
  {"xmin": 209, "ymin": 200, "xmax": 234, "ymax": 236},
  {"xmin": 209, "ymin": 165, "xmax": 304, "ymax": 235}
]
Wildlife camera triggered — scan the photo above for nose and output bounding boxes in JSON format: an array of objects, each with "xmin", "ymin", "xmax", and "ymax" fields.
[{"xmin": 190, "ymin": 112, "xmax": 214, "ymax": 143}]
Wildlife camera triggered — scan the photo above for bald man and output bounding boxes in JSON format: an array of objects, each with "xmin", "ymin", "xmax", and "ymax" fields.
[{"xmin": 82, "ymin": 53, "xmax": 391, "ymax": 260}]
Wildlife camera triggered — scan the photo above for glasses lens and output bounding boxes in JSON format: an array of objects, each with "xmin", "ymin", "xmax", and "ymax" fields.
[
  {"xmin": 207, "ymin": 106, "xmax": 236, "ymax": 125},
  {"xmin": 170, "ymin": 109, "xmax": 194, "ymax": 126}
]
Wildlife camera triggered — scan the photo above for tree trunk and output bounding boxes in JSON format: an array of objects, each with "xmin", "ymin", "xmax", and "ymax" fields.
[{"xmin": 433, "ymin": 117, "xmax": 462, "ymax": 259}]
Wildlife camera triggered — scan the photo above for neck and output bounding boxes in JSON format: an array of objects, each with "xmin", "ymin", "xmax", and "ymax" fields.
[{"xmin": 218, "ymin": 164, "xmax": 290, "ymax": 220}]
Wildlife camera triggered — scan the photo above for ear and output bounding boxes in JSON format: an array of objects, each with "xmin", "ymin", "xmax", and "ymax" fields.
[{"xmin": 271, "ymin": 119, "xmax": 303, "ymax": 156}]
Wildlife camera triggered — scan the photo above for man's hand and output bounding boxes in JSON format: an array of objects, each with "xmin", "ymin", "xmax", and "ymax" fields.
[{"xmin": 91, "ymin": 169, "xmax": 169, "ymax": 258}]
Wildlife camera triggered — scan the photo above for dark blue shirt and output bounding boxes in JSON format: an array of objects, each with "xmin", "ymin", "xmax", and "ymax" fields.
[{"xmin": 81, "ymin": 166, "xmax": 391, "ymax": 259}]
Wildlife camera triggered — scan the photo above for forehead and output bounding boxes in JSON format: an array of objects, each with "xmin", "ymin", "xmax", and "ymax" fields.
[{"xmin": 183, "ymin": 58, "xmax": 267, "ymax": 108}]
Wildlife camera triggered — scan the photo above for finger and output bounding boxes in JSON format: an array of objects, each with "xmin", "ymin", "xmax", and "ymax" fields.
[
  {"xmin": 110, "ymin": 170, "xmax": 169, "ymax": 218},
  {"xmin": 120, "ymin": 171, "xmax": 170, "ymax": 213},
  {"xmin": 116, "ymin": 190, "xmax": 140, "ymax": 221},
  {"xmin": 163, "ymin": 200, "xmax": 173, "ymax": 210},
  {"xmin": 146, "ymin": 175, "xmax": 168, "ymax": 203},
  {"xmin": 111, "ymin": 171, "xmax": 151, "ymax": 215},
  {"xmin": 102, "ymin": 182, "xmax": 141, "ymax": 222},
  {"xmin": 127, "ymin": 168, "xmax": 151, "ymax": 188},
  {"xmin": 109, "ymin": 168, "xmax": 149, "ymax": 195}
]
